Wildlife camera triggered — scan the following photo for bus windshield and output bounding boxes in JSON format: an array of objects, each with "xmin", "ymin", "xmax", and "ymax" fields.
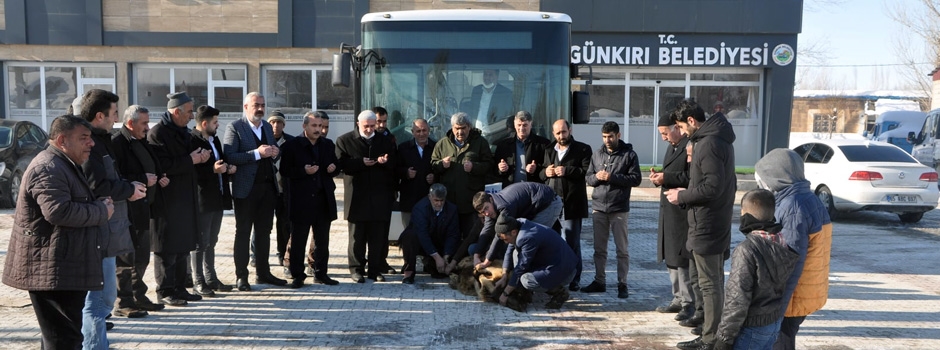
[{"xmin": 360, "ymin": 17, "xmax": 570, "ymax": 145}]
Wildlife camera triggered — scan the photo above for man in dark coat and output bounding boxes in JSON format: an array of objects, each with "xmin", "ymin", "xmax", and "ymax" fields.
[
  {"xmin": 493, "ymin": 110, "xmax": 550, "ymax": 187},
  {"xmin": 650, "ymin": 115, "xmax": 695, "ymax": 320},
  {"xmin": 190, "ymin": 105, "xmax": 236, "ymax": 296},
  {"xmin": 148, "ymin": 92, "xmax": 210, "ymax": 306},
  {"xmin": 494, "ymin": 214, "xmax": 576, "ymax": 310},
  {"xmin": 222, "ymin": 92, "xmax": 288, "ymax": 290},
  {"xmin": 3, "ymin": 115, "xmax": 112, "ymax": 350},
  {"xmin": 431, "ymin": 112, "xmax": 494, "ymax": 238},
  {"xmin": 667, "ymin": 99, "xmax": 736, "ymax": 350},
  {"xmin": 336, "ymin": 110, "xmax": 397, "ymax": 283},
  {"xmin": 112, "ymin": 105, "xmax": 168, "ymax": 315},
  {"xmin": 396, "ymin": 118, "xmax": 436, "ymax": 228},
  {"xmin": 267, "ymin": 111, "xmax": 293, "ymax": 267},
  {"xmin": 539, "ymin": 119, "xmax": 592, "ymax": 291},
  {"xmin": 399, "ymin": 184, "xmax": 460, "ymax": 284},
  {"xmin": 281, "ymin": 111, "xmax": 341, "ymax": 287},
  {"xmin": 472, "ymin": 182, "xmax": 563, "ymax": 269},
  {"xmin": 79, "ymin": 89, "xmax": 147, "ymax": 348},
  {"xmin": 466, "ymin": 69, "xmax": 514, "ymax": 129}
]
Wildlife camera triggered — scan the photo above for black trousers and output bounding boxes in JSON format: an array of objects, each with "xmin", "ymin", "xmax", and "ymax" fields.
[
  {"xmin": 233, "ymin": 183, "xmax": 277, "ymax": 279},
  {"xmin": 347, "ymin": 220, "xmax": 389, "ymax": 276},
  {"xmin": 274, "ymin": 192, "xmax": 291, "ymax": 258},
  {"xmin": 773, "ymin": 316, "xmax": 805, "ymax": 350},
  {"xmin": 153, "ymin": 252, "xmax": 188, "ymax": 298},
  {"xmin": 116, "ymin": 227, "xmax": 152, "ymax": 308},
  {"xmin": 458, "ymin": 212, "xmax": 478, "ymax": 240},
  {"xmin": 449, "ymin": 217, "xmax": 484, "ymax": 264},
  {"xmin": 288, "ymin": 217, "xmax": 331, "ymax": 279},
  {"xmin": 399, "ymin": 229, "xmax": 444, "ymax": 274},
  {"xmin": 30, "ymin": 290, "xmax": 86, "ymax": 350}
]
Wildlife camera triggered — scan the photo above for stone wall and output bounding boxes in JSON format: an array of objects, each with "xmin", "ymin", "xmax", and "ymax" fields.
[{"xmin": 103, "ymin": 0, "xmax": 278, "ymax": 33}]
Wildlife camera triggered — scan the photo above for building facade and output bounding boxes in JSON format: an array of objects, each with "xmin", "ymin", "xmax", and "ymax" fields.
[{"xmin": 0, "ymin": 0, "xmax": 802, "ymax": 166}]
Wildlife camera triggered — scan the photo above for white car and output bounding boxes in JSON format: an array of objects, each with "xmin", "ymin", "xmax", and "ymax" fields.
[{"xmin": 791, "ymin": 139, "xmax": 939, "ymax": 223}]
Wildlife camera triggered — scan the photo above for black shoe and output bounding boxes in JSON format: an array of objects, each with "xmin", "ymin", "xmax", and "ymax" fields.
[
  {"xmin": 106, "ymin": 322, "xmax": 114, "ymax": 331},
  {"xmin": 207, "ymin": 280, "xmax": 234, "ymax": 292},
  {"xmin": 581, "ymin": 281, "xmax": 606, "ymax": 293},
  {"xmin": 402, "ymin": 275, "xmax": 415, "ymax": 284},
  {"xmin": 679, "ymin": 312, "xmax": 705, "ymax": 327},
  {"xmin": 184, "ymin": 278, "xmax": 194, "ymax": 289},
  {"xmin": 387, "ymin": 267, "xmax": 398, "ymax": 275},
  {"xmin": 675, "ymin": 304, "xmax": 696, "ymax": 321},
  {"xmin": 545, "ymin": 286, "xmax": 570, "ymax": 309},
  {"xmin": 136, "ymin": 297, "xmax": 165, "ymax": 312},
  {"xmin": 677, "ymin": 337, "xmax": 713, "ymax": 350},
  {"xmin": 236, "ymin": 278, "xmax": 252, "ymax": 291},
  {"xmin": 113, "ymin": 307, "xmax": 148, "ymax": 318},
  {"xmin": 290, "ymin": 278, "xmax": 304, "ymax": 289},
  {"xmin": 159, "ymin": 295, "xmax": 188, "ymax": 306},
  {"xmin": 617, "ymin": 283, "xmax": 629, "ymax": 299},
  {"xmin": 691, "ymin": 325, "xmax": 702, "ymax": 336},
  {"xmin": 194, "ymin": 283, "xmax": 217, "ymax": 297},
  {"xmin": 351, "ymin": 273, "xmax": 365, "ymax": 283},
  {"xmin": 313, "ymin": 275, "xmax": 339, "ymax": 285},
  {"xmin": 568, "ymin": 282, "xmax": 580, "ymax": 292},
  {"xmin": 368, "ymin": 274, "xmax": 386, "ymax": 282},
  {"xmin": 177, "ymin": 290, "xmax": 203, "ymax": 302},
  {"xmin": 256, "ymin": 273, "xmax": 288, "ymax": 286},
  {"xmin": 656, "ymin": 301, "xmax": 683, "ymax": 313}
]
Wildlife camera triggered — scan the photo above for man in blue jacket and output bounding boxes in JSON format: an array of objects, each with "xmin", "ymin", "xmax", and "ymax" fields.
[
  {"xmin": 399, "ymin": 184, "xmax": 460, "ymax": 284},
  {"xmin": 494, "ymin": 214, "xmax": 576, "ymax": 310},
  {"xmin": 471, "ymin": 182, "xmax": 562, "ymax": 270}
]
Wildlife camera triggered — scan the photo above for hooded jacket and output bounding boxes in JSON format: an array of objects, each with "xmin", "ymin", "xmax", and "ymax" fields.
[
  {"xmin": 431, "ymin": 128, "xmax": 493, "ymax": 214},
  {"xmin": 677, "ymin": 113, "xmax": 737, "ymax": 256},
  {"xmin": 585, "ymin": 140, "xmax": 642, "ymax": 213},
  {"xmin": 755, "ymin": 148, "xmax": 832, "ymax": 317}
]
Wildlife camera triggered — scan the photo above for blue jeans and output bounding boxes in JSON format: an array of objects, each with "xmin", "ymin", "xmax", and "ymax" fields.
[
  {"xmin": 734, "ymin": 319, "xmax": 782, "ymax": 350},
  {"xmin": 82, "ymin": 256, "xmax": 116, "ymax": 350}
]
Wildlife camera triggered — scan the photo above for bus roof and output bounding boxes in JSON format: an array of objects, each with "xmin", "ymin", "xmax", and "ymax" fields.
[{"xmin": 361, "ymin": 10, "xmax": 571, "ymax": 24}]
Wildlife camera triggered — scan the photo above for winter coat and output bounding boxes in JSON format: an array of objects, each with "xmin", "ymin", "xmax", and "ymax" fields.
[
  {"xmin": 405, "ymin": 197, "xmax": 460, "ymax": 257},
  {"xmin": 657, "ymin": 137, "xmax": 692, "ymax": 267},
  {"xmin": 396, "ymin": 138, "xmax": 436, "ymax": 213},
  {"xmin": 280, "ymin": 135, "xmax": 340, "ymax": 222},
  {"xmin": 677, "ymin": 113, "xmax": 737, "ymax": 256},
  {"xmin": 717, "ymin": 229, "xmax": 800, "ymax": 344},
  {"xmin": 190, "ymin": 130, "xmax": 233, "ymax": 213},
  {"xmin": 503, "ymin": 219, "xmax": 577, "ymax": 289},
  {"xmin": 586, "ymin": 140, "xmax": 642, "ymax": 213},
  {"xmin": 83, "ymin": 127, "xmax": 134, "ymax": 257},
  {"xmin": 335, "ymin": 130, "xmax": 396, "ymax": 222},
  {"xmin": 479, "ymin": 182, "xmax": 559, "ymax": 261},
  {"xmin": 111, "ymin": 126, "xmax": 164, "ymax": 232},
  {"xmin": 431, "ymin": 128, "xmax": 494, "ymax": 214},
  {"xmin": 540, "ymin": 137, "xmax": 592, "ymax": 220},
  {"xmin": 147, "ymin": 113, "xmax": 199, "ymax": 254},
  {"xmin": 754, "ymin": 148, "xmax": 833, "ymax": 317},
  {"xmin": 493, "ymin": 133, "xmax": 550, "ymax": 187},
  {"xmin": 3, "ymin": 147, "xmax": 109, "ymax": 291}
]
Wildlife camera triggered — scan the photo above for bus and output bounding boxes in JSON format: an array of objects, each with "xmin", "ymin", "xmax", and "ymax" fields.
[{"xmin": 334, "ymin": 10, "xmax": 572, "ymax": 145}]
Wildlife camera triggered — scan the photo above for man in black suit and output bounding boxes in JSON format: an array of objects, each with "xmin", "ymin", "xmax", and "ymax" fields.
[
  {"xmin": 494, "ymin": 110, "xmax": 550, "ymax": 188},
  {"xmin": 222, "ymin": 92, "xmax": 288, "ymax": 291},
  {"xmin": 280, "ymin": 111, "xmax": 341, "ymax": 287},
  {"xmin": 467, "ymin": 69, "xmax": 513, "ymax": 129},
  {"xmin": 540, "ymin": 119, "xmax": 592, "ymax": 291},
  {"xmin": 396, "ymin": 118, "xmax": 436, "ymax": 228},
  {"xmin": 335, "ymin": 110, "xmax": 397, "ymax": 283},
  {"xmin": 399, "ymin": 184, "xmax": 459, "ymax": 284},
  {"xmin": 190, "ymin": 106, "xmax": 237, "ymax": 297}
]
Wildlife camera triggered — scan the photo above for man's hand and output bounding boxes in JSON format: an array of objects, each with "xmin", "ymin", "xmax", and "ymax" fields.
[
  {"xmin": 304, "ymin": 164, "xmax": 320, "ymax": 175},
  {"xmin": 407, "ymin": 167, "xmax": 417, "ymax": 179},
  {"xmin": 432, "ymin": 254, "xmax": 447, "ymax": 274},
  {"xmin": 190, "ymin": 148, "xmax": 209, "ymax": 164},
  {"xmin": 376, "ymin": 154, "xmax": 389, "ymax": 164},
  {"xmin": 596, "ymin": 170, "xmax": 609, "ymax": 181},
  {"xmin": 102, "ymin": 197, "xmax": 114, "ymax": 219},
  {"xmin": 463, "ymin": 159, "xmax": 473, "ymax": 173},
  {"xmin": 363, "ymin": 157, "xmax": 377, "ymax": 166},
  {"xmin": 553, "ymin": 165, "xmax": 565, "ymax": 177},
  {"xmin": 665, "ymin": 187, "xmax": 685, "ymax": 205},
  {"xmin": 158, "ymin": 174, "xmax": 170, "ymax": 187},
  {"xmin": 213, "ymin": 160, "xmax": 227, "ymax": 174},
  {"xmin": 326, "ymin": 163, "xmax": 336, "ymax": 173},
  {"xmin": 545, "ymin": 164, "xmax": 555, "ymax": 178},
  {"xmin": 442, "ymin": 156, "xmax": 452, "ymax": 169},
  {"xmin": 525, "ymin": 160, "xmax": 537, "ymax": 174},
  {"xmin": 499, "ymin": 293, "xmax": 509, "ymax": 306},
  {"xmin": 145, "ymin": 173, "xmax": 157, "ymax": 187},
  {"xmin": 475, "ymin": 258, "xmax": 491, "ymax": 270},
  {"xmin": 650, "ymin": 171, "xmax": 664, "ymax": 186},
  {"xmin": 498, "ymin": 158, "xmax": 509, "ymax": 173},
  {"xmin": 425, "ymin": 173, "xmax": 434, "ymax": 184},
  {"xmin": 258, "ymin": 144, "xmax": 278, "ymax": 158},
  {"xmin": 226, "ymin": 164, "xmax": 237, "ymax": 174},
  {"xmin": 128, "ymin": 181, "xmax": 147, "ymax": 201}
]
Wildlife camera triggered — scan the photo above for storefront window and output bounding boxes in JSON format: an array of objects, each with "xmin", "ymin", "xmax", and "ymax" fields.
[
  {"xmin": 261, "ymin": 66, "xmax": 354, "ymax": 135},
  {"xmin": 134, "ymin": 64, "xmax": 246, "ymax": 120},
  {"xmin": 5, "ymin": 63, "xmax": 115, "ymax": 129}
]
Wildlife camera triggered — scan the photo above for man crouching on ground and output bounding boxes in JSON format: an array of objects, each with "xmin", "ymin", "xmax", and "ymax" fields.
[{"xmin": 494, "ymin": 213, "xmax": 576, "ymax": 311}]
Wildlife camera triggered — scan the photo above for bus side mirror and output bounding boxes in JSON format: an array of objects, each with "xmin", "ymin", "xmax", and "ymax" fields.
[
  {"xmin": 332, "ymin": 53, "xmax": 351, "ymax": 87},
  {"xmin": 572, "ymin": 91, "xmax": 590, "ymax": 124},
  {"xmin": 908, "ymin": 131, "xmax": 918, "ymax": 144}
]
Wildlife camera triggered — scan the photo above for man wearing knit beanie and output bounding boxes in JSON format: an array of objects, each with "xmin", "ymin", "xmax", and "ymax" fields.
[{"xmin": 494, "ymin": 213, "xmax": 577, "ymax": 311}]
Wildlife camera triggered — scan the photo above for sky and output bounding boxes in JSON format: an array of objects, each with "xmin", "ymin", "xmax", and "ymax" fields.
[{"xmin": 798, "ymin": 0, "xmax": 925, "ymax": 91}]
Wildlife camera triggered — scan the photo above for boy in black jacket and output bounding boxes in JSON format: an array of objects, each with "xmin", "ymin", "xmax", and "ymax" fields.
[{"xmin": 712, "ymin": 190, "xmax": 799, "ymax": 350}]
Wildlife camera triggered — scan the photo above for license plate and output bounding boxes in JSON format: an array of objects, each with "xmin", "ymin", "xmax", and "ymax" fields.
[{"xmin": 885, "ymin": 195, "xmax": 916, "ymax": 203}]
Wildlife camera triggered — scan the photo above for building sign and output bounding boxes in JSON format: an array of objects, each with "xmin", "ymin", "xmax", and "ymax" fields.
[{"xmin": 570, "ymin": 34, "xmax": 795, "ymax": 67}]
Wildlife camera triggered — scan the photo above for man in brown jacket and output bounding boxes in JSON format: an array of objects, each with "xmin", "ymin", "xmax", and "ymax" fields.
[{"xmin": 2, "ymin": 115, "xmax": 114, "ymax": 349}]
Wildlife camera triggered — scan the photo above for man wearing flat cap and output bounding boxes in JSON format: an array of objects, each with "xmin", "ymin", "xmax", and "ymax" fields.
[
  {"xmin": 147, "ymin": 91, "xmax": 211, "ymax": 307},
  {"xmin": 494, "ymin": 214, "xmax": 576, "ymax": 310},
  {"xmin": 267, "ymin": 111, "xmax": 293, "ymax": 268}
]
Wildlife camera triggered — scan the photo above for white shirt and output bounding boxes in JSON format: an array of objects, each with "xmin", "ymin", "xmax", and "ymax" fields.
[
  {"xmin": 475, "ymin": 88, "xmax": 495, "ymax": 129},
  {"xmin": 555, "ymin": 143, "xmax": 569, "ymax": 162},
  {"xmin": 250, "ymin": 119, "xmax": 263, "ymax": 160}
]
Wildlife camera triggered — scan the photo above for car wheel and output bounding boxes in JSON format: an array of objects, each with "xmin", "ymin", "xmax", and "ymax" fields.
[
  {"xmin": 816, "ymin": 185, "xmax": 836, "ymax": 218},
  {"xmin": 9, "ymin": 171, "xmax": 22, "ymax": 208},
  {"xmin": 898, "ymin": 212, "xmax": 924, "ymax": 223}
]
